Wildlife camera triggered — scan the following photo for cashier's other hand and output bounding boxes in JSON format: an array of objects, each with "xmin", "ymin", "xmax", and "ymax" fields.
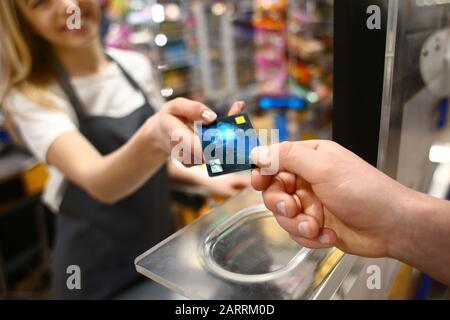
[
  {"xmin": 250, "ymin": 140, "xmax": 413, "ymax": 258},
  {"xmin": 200, "ymin": 173, "xmax": 251, "ymax": 198},
  {"xmin": 147, "ymin": 99, "xmax": 245, "ymax": 165}
]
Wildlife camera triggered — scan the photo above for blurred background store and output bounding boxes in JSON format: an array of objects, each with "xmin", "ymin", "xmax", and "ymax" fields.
[{"xmin": 0, "ymin": 0, "xmax": 449, "ymax": 300}]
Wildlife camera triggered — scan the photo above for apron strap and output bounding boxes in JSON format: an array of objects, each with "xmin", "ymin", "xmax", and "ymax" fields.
[
  {"xmin": 51, "ymin": 53, "xmax": 88, "ymax": 121},
  {"xmin": 105, "ymin": 53, "xmax": 151, "ymax": 106}
]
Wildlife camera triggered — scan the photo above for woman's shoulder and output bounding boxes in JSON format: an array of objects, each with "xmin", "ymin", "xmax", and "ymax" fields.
[
  {"xmin": 2, "ymin": 87, "xmax": 77, "ymax": 162},
  {"xmin": 3, "ymin": 88, "xmax": 39, "ymax": 113},
  {"xmin": 4, "ymin": 87, "xmax": 26, "ymax": 102},
  {"xmin": 3, "ymin": 87, "xmax": 66, "ymax": 115}
]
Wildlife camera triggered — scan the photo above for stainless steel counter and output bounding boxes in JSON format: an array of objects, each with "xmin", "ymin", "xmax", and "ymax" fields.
[{"xmin": 135, "ymin": 188, "xmax": 399, "ymax": 300}]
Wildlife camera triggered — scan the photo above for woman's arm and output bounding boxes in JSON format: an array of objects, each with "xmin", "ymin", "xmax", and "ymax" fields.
[
  {"xmin": 167, "ymin": 161, "xmax": 251, "ymax": 198},
  {"xmin": 47, "ymin": 98, "xmax": 219, "ymax": 204}
]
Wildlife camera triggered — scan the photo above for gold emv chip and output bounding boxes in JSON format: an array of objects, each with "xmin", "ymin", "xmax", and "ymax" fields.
[{"xmin": 235, "ymin": 116, "xmax": 246, "ymax": 125}]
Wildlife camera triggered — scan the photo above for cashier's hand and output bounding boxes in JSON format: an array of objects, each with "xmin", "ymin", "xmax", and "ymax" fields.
[
  {"xmin": 250, "ymin": 140, "xmax": 413, "ymax": 258},
  {"xmin": 200, "ymin": 173, "xmax": 251, "ymax": 198},
  {"xmin": 148, "ymin": 98, "xmax": 245, "ymax": 164}
]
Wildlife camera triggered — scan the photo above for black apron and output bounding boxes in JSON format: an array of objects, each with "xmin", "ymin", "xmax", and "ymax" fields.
[{"xmin": 51, "ymin": 54, "xmax": 174, "ymax": 300}]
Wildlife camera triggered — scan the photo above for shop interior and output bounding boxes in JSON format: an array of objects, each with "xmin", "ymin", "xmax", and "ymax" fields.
[{"xmin": 0, "ymin": 0, "xmax": 450, "ymax": 300}]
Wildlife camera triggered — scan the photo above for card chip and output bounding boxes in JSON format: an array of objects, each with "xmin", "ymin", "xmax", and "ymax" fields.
[
  {"xmin": 235, "ymin": 116, "xmax": 246, "ymax": 125},
  {"xmin": 209, "ymin": 159, "xmax": 224, "ymax": 174}
]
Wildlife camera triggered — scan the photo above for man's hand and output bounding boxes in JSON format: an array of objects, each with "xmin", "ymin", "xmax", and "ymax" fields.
[{"xmin": 250, "ymin": 140, "xmax": 415, "ymax": 258}]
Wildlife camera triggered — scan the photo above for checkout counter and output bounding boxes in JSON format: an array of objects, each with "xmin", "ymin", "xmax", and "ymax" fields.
[{"xmin": 135, "ymin": 188, "xmax": 399, "ymax": 300}]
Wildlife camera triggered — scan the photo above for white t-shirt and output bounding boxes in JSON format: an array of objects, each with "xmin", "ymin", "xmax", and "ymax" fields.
[{"xmin": 4, "ymin": 48, "xmax": 165, "ymax": 212}]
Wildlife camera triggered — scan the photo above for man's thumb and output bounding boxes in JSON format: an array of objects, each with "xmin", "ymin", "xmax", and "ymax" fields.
[{"xmin": 251, "ymin": 142, "xmax": 324, "ymax": 181}]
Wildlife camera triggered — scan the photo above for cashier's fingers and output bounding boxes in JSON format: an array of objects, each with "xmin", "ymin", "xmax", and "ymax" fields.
[
  {"xmin": 163, "ymin": 98, "xmax": 217, "ymax": 124},
  {"xmin": 181, "ymin": 137, "xmax": 203, "ymax": 167},
  {"xmin": 290, "ymin": 228, "xmax": 338, "ymax": 249},
  {"xmin": 227, "ymin": 101, "xmax": 246, "ymax": 116},
  {"xmin": 169, "ymin": 121, "xmax": 203, "ymax": 166}
]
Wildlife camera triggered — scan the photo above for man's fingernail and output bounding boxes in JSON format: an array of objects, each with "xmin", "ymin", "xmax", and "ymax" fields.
[
  {"xmin": 252, "ymin": 147, "xmax": 271, "ymax": 166},
  {"xmin": 319, "ymin": 234, "xmax": 331, "ymax": 245},
  {"xmin": 238, "ymin": 101, "xmax": 246, "ymax": 111},
  {"xmin": 276, "ymin": 201, "xmax": 287, "ymax": 216},
  {"xmin": 298, "ymin": 222, "xmax": 310, "ymax": 238},
  {"xmin": 201, "ymin": 109, "xmax": 217, "ymax": 122}
]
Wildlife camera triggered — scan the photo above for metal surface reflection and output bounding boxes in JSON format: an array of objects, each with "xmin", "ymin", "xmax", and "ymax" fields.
[{"xmin": 135, "ymin": 188, "xmax": 348, "ymax": 300}]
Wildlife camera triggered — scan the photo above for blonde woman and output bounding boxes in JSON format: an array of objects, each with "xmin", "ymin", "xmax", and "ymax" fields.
[{"xmin": 0, "ymin": 0, "xmax": 248, "ymax": 299}]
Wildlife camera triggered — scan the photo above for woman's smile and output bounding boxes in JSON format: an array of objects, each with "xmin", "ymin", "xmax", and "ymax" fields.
[{"xmin": 16, "ymin": 0, "xmax": 101, "ymax": 49}]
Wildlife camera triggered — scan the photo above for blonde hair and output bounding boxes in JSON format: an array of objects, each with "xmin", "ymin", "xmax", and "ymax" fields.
[
  {"xmin": 0, "ymin": 0, "xmax": 60, "ymax": 145},
  {"xmin": 0, "ymin": 0, "xmax": 57, "ymax": 109}
]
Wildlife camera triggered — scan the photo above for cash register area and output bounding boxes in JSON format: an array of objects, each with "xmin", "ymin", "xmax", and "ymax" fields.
[{"xmin": 1, "ymin": 0, "xmax": 450, "ymax": 300}]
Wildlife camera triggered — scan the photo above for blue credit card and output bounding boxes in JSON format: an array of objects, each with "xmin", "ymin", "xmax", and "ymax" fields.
[{"xmin": 197, "ymin": 113, "xmax": 260, "ymax": 177}]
